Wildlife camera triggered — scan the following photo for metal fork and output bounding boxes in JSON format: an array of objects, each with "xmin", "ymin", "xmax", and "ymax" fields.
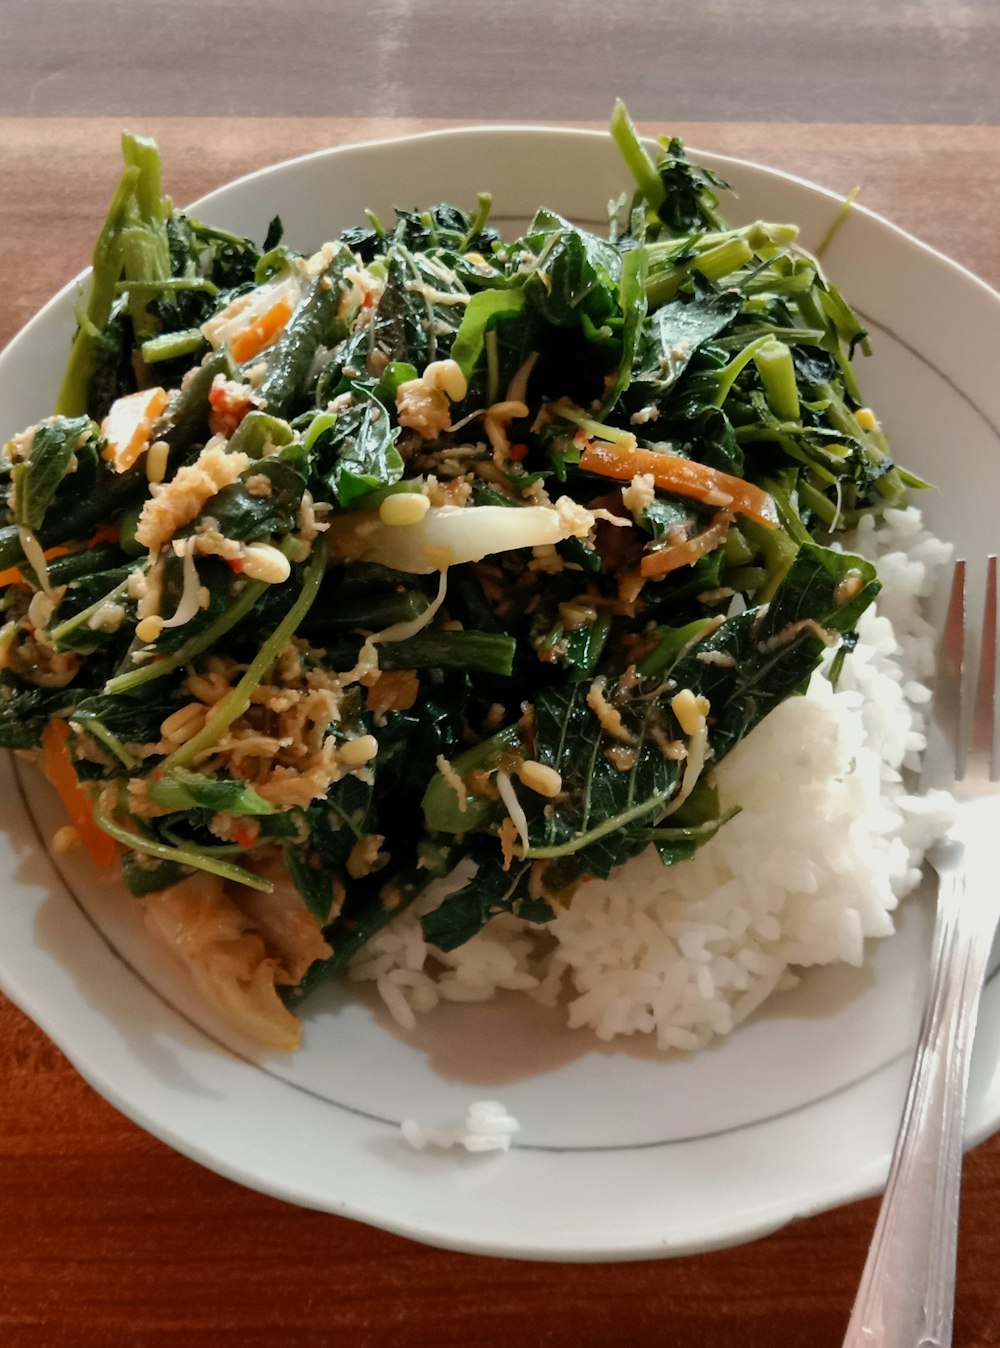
[{"xmin": 843, "ymin": 556, "xmax": 1000, "ymax": 1348}]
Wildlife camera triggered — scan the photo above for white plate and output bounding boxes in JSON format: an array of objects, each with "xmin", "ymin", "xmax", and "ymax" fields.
[{"xmin": 2, "ymin": 127, "xmax": 1000, "ymax": 1262}]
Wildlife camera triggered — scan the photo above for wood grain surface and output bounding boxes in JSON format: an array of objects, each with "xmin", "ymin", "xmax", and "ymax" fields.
[{"xmin": 1, "ymin": 114, "xmax": 1000, "ymax": 1348}]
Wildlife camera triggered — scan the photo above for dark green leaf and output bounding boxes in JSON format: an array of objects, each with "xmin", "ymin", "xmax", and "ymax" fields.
[
  {"xmin": 527, "ymin": 676, "xmax": 683, "ymax": 879},
  {"xmin": 310, "ymin": 394, "xmax": 403, "ymax": 506},
  {"xmin": 282, "ymin": 845, "xmax": 340, "ymax": 924},
  {"xmin": 630, "ymin": 285, "xmax": 742, "ymax": 404},
  {"xmin": 421, "ymin": 855, "xmax": 552, "ymax": 952},
  {"xmin": 0, "ymin": 681, "xmax": 78, "ymax": 749},
  {"xmin": 13, "ymin": 417, "xmax": 94, "ymax": 531},
  {"xmin": 521, "ymin": 210, "xmax": 622, "ymax": 329},
  {"xmin": 200, "ymin": 459, "xmax": 305, "ymax": 541},
  {"xmin": 73, "ymin": 690, "xmax": 185, "ymax": 745},
  {"xmin": 451, "ymin": 289, "xmax": 527, "ymax": 378},
  {"xmin": 309, "ymin": 774, "xmax": 375, "ymax": 868},
  {"xmin": 668, "ymin": 542, "xmax": 880, "ymax": 762},
  {"xmin": 652, "ymin": 137, "xmax": 728, "ymax": 233}
]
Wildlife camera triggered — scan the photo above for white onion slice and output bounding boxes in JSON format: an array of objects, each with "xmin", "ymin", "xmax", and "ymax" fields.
[
  {"xmin": 201, "ymin": 275, "xmax": 302, "ymax": 351},
  {"xmin": 328, "ymin": 503, "xmax": 583, "ymax": 574}
]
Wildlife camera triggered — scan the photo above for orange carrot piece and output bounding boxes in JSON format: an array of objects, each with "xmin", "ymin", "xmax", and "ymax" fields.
[
  {"xmin": 229, "ymin": 297, "xmax": 294, "ymax": 364},
  {"xmin": 101, "ymin": 386, "xmax": 169, "ymax": 473},
  {"xmin": 0, "ymin": 545, "xmax": 72, "ymax": 589},
  {"xmin": 42, "ymin": 720, "xmax": 118, "ymax": 870},
  {"xmin": 579, "ymin": 440, "xmax": 778, "ymax": 527},
  {"xmin": 640, "ymin": 513, "xmax": 733, "ymax": 580},
  {"xmin": 88, "ymin": 522, "xmax": 121, "ymax": 546},
  {"xmin": 0, "ymin": 523, "xmax": 121, "ymax": 589}
]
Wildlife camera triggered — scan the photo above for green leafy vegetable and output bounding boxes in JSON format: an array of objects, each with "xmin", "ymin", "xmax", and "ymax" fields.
[
  {"xmin": 148, "ymin": 767, "xmax": 276, "ymax": 816},
  {"xmin": 0, "ymin": 106, "xmax": 916, "ymax": 1040},
  {"xmin": 311, "ymin": 394, "xmax": 403, "ymax": 506},
  {"xmin": 421, "ymin": 854, "xmax": 552, "ymax": 952},
  {"xmin": 12, "ymin": 417, "xmax": 94, "ymax": 532}
]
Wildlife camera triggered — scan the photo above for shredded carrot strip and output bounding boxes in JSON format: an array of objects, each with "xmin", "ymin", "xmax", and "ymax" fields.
[
  {"xmin": 230, "ymin": 297, "xmax": 294, "ymax": 364},
  {"xmin": 42, "ymin": 720, "xmax": 118, "ymax": 870},
  {"xmin": 101, "ymin": 386, "xmax": 168, "ymax": 473},
  {"xmin": 0, "ymin": 546, "xmax": 71, "ymax": 588},
  {"xmin": 88, "ymin": 522, "xmax": 121, "ymax": 546},
  {"xmin": 640, "ymin": 512, "xmax": 733, "ymax": 580},
  {"xmin": 0, "ymin": 523, "xmax": 122, "ymax": 589},
  {"xmin": 579, "ymin": 440, "xmax": 778, "ymax": 527}
]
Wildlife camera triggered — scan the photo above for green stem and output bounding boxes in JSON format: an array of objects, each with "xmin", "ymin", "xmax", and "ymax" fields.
[
  {"xmin": 693, "ymin": 237, "xmax": 753, "ymax": 283},
  {"xmin": 713, "ymin": 324, "xmax": 824, "ymax": 350},
  {"xmin": 120, "ymin": 133, "xmax": 173, "ymax": 342},
  {"xmin": 140, "ymin": 328, "xmax": 206, "ymax": 363},
  {"xmin": 610, "ymin": 99, "xmax": 665, "ymax": 209},
  {"xmin": 376, "ymin": 629, "xmax": 516, "ymax": 676},
  {"xmin": 256, "ymin": 247, "xmax": 352, "ymax": 417},
  {"xmin": 517, "ymin": 792, "xmax": 671, "ymax": 860},
  {"xmin": 815, "ymin": 187, "xmax": 860, "ymax": 260},
  {"xmin": 460, "ymin": 192, "xmax": 493, "ymax": 250},
  {"xmin": 741, "ymin": 518, "xmax": 800, "ymax": 601},
  {"xmin": 162, "ymin": 543, "xmax": 327, "ymax": 770},
  {"xmin": 114, "ymin": 277, "xmax": 218, "ymax": 296},
  {"xmin": 818, "ymin": 381, "xmax": 908, "ymax": 501},
  {"xmin": 73, "ymin": 718, "xmax": 138, "ymax": 769},
  {"xmin": 740, "ymin": 270, "xmax": 817, "ymax": 297},
  {"xmin": 102, "ymin": 572, "xmax": 269, "ymax": 695},
  {"xmin": 55, "ymin": 164, "xmax": 141, "ymax": 416},
  {"xmin": 642, "ymin": 810, "xmax": 738, "ymax": 844},
  {"xmin": 753, "ymin": 338, "xmax": 801, "ymax": 422},
  {"xmin": 645, "ymin": 229, "xmax": 757, "ymax": 307},
  {"xmin": 48, "ymin": 572, "xmax": 138, "ymax": 646},
  {"xmin": 711, "ymin": 335, "xmax": 772, "ymax": 408},
  {"xmin": 797, "ymin": 479, "xmax": 841, "ymax": 530},
  {"xmin": 93, "ymin": 809, "xmax": 272, "ymax": 891},
  {"xmin": 555, "ymin": 403, "xmax": 636, "ymax": 447},
  {"xmin": 122, "ymin": 132, "xmax": 167, "ymax": 224}
]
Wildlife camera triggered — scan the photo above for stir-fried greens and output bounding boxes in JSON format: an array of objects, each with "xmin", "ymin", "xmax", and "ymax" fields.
[{"xmin": 0, "ymin": 105, "xmax": 921, "ymax": 1048}]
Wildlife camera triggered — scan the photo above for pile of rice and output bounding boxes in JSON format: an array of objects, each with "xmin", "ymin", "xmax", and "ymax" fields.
[{"xmin": 350, "ymin": 507, "xmax": 955, "ymax": 1053}]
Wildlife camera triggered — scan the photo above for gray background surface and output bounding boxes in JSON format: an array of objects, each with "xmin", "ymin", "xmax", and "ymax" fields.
[{"xmin": 3, "ymin": 0, "xmax": 999, "ymax": 123}]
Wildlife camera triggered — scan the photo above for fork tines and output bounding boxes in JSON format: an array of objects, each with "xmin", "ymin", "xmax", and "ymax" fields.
[
  {"xmin": 971, "ymin": 556, "xmax": 998, "ymax": 780},
  {"xmin": 925, "ymin": 555, "xmax": 999, "ymax": 790}
]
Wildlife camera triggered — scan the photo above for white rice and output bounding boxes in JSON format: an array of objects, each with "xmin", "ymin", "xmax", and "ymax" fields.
[
  {"xmin": 351, "ymin": 506, "xmax": 955, "ymax": 1052},
  {"xmin": 401, "ymin": 1100, "xmax": 520, "ymax": 1153}
]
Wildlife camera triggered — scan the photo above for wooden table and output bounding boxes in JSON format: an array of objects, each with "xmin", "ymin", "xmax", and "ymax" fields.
[{"xmin": 2, "ymin": 4, "xmax": 1000, "ymax": 1340}]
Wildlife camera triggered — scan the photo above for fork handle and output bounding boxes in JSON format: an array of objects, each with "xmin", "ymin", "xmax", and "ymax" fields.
[{"xmin": 842, "ymin": 864, "xmax": 995, "ymax": 1348}]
